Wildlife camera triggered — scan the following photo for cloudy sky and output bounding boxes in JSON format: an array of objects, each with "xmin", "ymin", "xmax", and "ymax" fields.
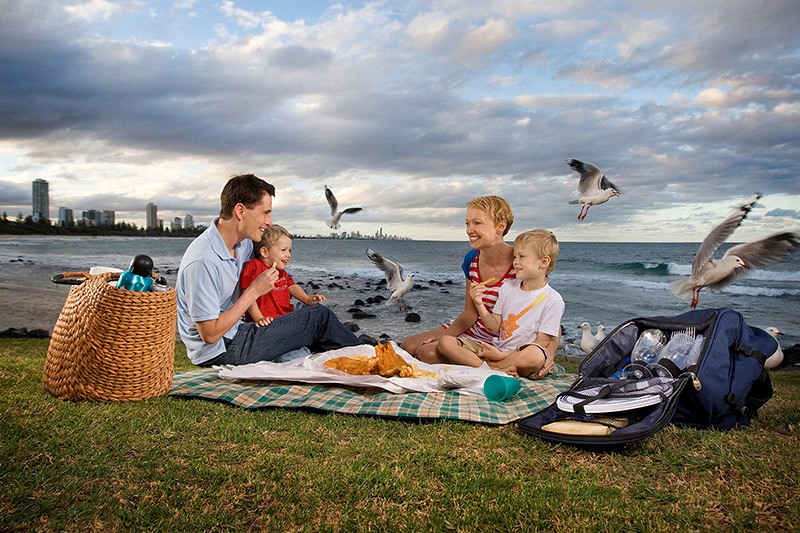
[{"xmin": 1, "ymin": 0, "xmax": 798, "ymax": 242}]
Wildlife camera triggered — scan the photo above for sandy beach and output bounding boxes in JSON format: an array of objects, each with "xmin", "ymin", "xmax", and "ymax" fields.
[{"xmin": 1, "ymin": 285, "xmax": 72, "ymax": 333}]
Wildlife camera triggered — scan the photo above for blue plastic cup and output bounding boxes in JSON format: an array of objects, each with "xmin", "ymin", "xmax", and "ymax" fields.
[{"xmin": 483, "ymin": 375, "xmax": 522, "ymax": 401}]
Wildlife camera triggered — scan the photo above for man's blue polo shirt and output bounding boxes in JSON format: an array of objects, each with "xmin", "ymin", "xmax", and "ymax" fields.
[{"xmin": 176, "ymin": 219, "xmax": 253, "ymax": 365}]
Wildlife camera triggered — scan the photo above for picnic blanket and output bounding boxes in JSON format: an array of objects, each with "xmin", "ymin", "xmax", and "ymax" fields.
[
  {"xmin": 216, "ymin": 344, "xmax": 526, "ymax": 396},
  {"xmin": 168, "ymin": 363, "xmax": 575, "ymax": 425}
]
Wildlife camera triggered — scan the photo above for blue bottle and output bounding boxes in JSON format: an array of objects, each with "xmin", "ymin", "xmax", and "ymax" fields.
[{"xmin": 116, "ymin": 254, "xmax": 154, "ymax": 292}]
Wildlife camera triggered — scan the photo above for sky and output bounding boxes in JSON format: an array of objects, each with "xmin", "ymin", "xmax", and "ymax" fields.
[{"xmin": 1, "ymin": 0, "xmax": 799, "ymax": 242}]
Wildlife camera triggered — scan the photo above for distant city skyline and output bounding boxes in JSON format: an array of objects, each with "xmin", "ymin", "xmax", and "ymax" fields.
[
  {"xmin": 12, "ymin": 179, "xmax": 412, "ymax": 238},
  {"xmin": 11, "ymin": 179, "xmax": 201, "ymax": 231}
]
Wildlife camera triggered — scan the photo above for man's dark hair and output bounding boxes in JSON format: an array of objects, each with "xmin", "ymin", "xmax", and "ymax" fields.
[{"xmin": 219, "ymin": 174, "xmax": 275, "ymax": 219}]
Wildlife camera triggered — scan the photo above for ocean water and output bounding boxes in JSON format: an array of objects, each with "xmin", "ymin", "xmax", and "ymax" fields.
[{"xmin": 1, "ymin": 236, "xmax": 798, "ymax": 347}]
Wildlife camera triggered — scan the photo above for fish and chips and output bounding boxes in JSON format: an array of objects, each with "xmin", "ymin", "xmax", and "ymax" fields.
[
  {"xmin": 323, "ymin": 354, "xmax": 378, "ymax": 375},
  {"xmin": 323, "ymin": 342, "xmax": 439, "ymax": 379}
]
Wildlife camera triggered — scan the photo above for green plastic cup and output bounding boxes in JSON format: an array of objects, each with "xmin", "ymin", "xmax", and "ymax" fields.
[{"xmin": 483, "ymin": 375, "xmax": 522, "ymax": 401}]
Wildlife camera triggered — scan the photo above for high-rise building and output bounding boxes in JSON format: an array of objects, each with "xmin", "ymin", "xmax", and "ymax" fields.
[
  {"xmin": 82, "ymin": 209, "xmax": 99, "ymax": 226},
  {"xmin": 100, "ymin": 210, "xmax": 115, "ymax": 226},
  {"xmin": 184, "ymin": 214, "xmax": 194, "ymax": 229},
  {"xmin": 58, "ymin": 207, "xmax": 74, "ymax": 227},
  {"xmin": 171, "ymin": 217, "xmax": 182, "ymax": 232},
  {"xmin": 146, "ymin": 203, "xmax": 158, "ymax": 230},
  {"xmin": 32, "ymin": 179, "xmax": 49, "ymax": 223}
]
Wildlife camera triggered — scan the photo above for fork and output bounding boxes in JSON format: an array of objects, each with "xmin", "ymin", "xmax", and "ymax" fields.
[{"xmin": 673, "ymin": 327, "xmax": 695, "ymax": 340}]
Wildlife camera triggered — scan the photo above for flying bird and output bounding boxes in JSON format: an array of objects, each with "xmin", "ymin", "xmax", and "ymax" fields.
[
  {"xmin": 366, "ymin": 248, "xmax": 414, "ymax": 311},
  {"xmin": 670, "ymin": 194, "xmax": 800, "ymax": 309},
  {"xmin": 325, "ymin": 185, "xmax": 362, "ymax": 229},
  {"xmin": 566, "ymin": 158, "xmax": 621, "ymax": 221},
  {"xmin": 578, "ymin": 322, "xmax": 598, "ymax": 354},
  {"xmin": 764, "ymin": 327, "xmax": 784, "ymax": 370}
]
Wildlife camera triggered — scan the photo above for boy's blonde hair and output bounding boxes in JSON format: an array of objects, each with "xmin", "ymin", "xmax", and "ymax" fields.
[
  {"xmin": 466, "ymin": 196, "xmax": 514, "ymax": 236},
  {"xmin": 253, "ymin": 224, "xmax": 292, "ymax": 258},
  {"xmin": 514, "ymin": 229, "xmax": 559, "ymax": 275}
]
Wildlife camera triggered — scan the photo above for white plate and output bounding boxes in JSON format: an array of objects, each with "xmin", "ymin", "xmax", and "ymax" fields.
[{"xmin": 556, "ymin": 386, "xmax": 667, "ymax": 414}]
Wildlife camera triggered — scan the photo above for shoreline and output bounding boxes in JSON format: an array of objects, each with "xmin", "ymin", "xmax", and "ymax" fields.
[{"xmin": 0, "ymin": 272, "xmax": 461, "ymax": 346}]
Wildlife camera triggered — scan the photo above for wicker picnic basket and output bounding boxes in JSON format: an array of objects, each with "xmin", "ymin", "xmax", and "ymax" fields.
[{"xmin": 43, "ymin": 271, "xmax": 177, "ymax": 401}]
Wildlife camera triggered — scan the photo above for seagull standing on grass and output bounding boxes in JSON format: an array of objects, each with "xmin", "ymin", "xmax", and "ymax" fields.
[
  {"xmin": 566, "ymin": 159, "xmax": 621, "ymax": 221},
  {"xmin": 578, "ymin": 322, "xmax": 598, "ymax": 354},
  {"xmin": 325, "ymin": 185, "xmax": 362, "ymax": 229},
  {"xmin": 670, "ymin": 194, "xmax": 800, "ymax": 309},
  {"xmin": 366, "ymin": 248, "xmax": 414, "ymax": 311},
  {"xmin": 764, "ymin": 327, "xmax": 784, "ymax": 370},
  {"xmin": 594, "ymin": 324, "xmax": 607, "ymax": 342}
]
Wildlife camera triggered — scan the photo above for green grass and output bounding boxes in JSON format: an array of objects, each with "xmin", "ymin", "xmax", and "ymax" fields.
[{"xmin": 2, "ymin": 339, "xmax": 799, "ymax": 531}]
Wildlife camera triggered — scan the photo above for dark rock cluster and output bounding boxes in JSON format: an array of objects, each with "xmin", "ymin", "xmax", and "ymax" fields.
[{"xmin": 0, "ymin": 327, "xmax": 50, "ymax": 339}]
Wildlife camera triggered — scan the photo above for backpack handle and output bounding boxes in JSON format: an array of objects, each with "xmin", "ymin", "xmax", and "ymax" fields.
[{"xmin": 732, "ymin": 342, "xmax": 768, "ymax": 366}]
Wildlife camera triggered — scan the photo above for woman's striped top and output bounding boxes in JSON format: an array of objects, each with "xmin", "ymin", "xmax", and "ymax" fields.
[{"xmin": 459, "ymin": 249, "xmax": 516, "ymax": 343}]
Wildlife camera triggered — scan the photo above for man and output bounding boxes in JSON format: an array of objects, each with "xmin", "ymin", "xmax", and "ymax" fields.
[{"xmin": 176, "ymin": 174, "xmax": 361, "ymax": 366}]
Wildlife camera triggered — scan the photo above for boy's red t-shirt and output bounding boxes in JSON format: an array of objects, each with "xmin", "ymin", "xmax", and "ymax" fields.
[{"xmin": 239, "ymin": 258, "xmax": 296, "ymax": 321}]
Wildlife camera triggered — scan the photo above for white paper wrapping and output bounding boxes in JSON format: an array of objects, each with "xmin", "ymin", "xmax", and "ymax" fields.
[{"xmin": 216, "ymin": 342, "xmax": 506, "ymax": 397}]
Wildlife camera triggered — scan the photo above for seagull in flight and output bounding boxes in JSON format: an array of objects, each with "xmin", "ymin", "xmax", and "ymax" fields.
[
  {"xmin": 366, "ymin": 248, "xmax": 414, "ymax": 311},
  {"xmin": 670, "ymin": 194, "xmax": 799, "ymax": 309},
  {"xmin": 325, "ymin": 185, "xmax": 362, "ymax": 229},
  {"xmin": 566, "ymin": 159, "xmax": 621, "ymax": 221}
]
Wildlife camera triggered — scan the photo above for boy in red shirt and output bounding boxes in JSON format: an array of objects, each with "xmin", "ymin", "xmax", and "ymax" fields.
[{"xmin": 239, "ymin": 225, "xmax": 326, "ymax": 327}]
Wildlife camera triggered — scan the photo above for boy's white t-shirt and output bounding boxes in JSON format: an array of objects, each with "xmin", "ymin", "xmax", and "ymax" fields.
[{"xmin": 493, "ymin": 279, "xmax": 565, "ymax": 351}]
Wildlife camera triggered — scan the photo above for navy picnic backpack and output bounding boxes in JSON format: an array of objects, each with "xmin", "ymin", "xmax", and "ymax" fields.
[{"xmin": 519, "ymin": 308, "xmax": 777, "ymax": 446}]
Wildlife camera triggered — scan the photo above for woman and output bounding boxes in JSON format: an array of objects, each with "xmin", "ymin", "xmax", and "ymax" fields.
[
  {"xmin": 401, "ymin": 196, "xmax": 557, "ymax": 377},
  {"xmin": 401, "ymin": 195, "xmax": 514, "ymax": 361}
]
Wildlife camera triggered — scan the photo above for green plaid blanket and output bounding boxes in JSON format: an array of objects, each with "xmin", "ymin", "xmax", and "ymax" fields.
[{"xmin": 168, "ymin": 368, "xmax": 575, "ymax": 425}]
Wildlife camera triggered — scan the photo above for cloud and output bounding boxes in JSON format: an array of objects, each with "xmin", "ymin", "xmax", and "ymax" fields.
[
  {"xmin": 0, "ymin": 1, "xmax": 798, "ymax": 241},
  {"xmin": 765, "ymin": 208, "xmax": 800, "ymax": 219},
  {"xmin": 453, "ymin": 17, "xmax": 515, "ymax": 61},
  {"xmin": 0, "ymin": 180, "xmax": 30, "ymax": 209},
  {"xmin": 695, "ymin": 88, "xmax": 727, "ymax": 107},
  {"xmin": 270, "ymin": 44, "xmax": 333, "ymax": 68},
  {"xmin": 64, "ymin": 0, "xmax": 128, "ymax": 22},
  {"xmin": 219, "ymin": 0, "xmax": 267, "ymax": 30}
]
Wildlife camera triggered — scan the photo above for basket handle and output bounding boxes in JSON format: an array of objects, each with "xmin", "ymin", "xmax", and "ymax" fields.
[{"xmin": 51, "ymin": 272, "xmax": 93, "ymax": 286}]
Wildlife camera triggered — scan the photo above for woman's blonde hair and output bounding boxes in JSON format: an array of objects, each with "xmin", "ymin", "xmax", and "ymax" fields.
[
  {"xmin": 514, "ymin": 229, "xmax": 559, "ymax": 275},
  {"xmin": 466, "ymin": 196, "xmax": 514, "ymax": 236},
  {"xmin": 253, "ymin": 225, "xmax": 292, "ymax": 258}
]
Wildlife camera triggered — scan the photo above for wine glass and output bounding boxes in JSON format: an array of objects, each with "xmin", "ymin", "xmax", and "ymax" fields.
[{"xmin": 630, "ymin": 329, "xmax": 666, "ymax": 365}]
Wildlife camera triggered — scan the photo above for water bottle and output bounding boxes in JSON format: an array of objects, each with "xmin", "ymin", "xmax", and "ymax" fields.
[
  {"xmin": 116, "ymin": 254, "xmax": 154, "ymax": 292},
  {"xmin": 151, "ymin": 276, "xmax": 170, "ymax": 292}
]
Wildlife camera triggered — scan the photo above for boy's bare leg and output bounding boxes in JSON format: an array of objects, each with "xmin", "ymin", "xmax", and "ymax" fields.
[{"xmin": 487, "ymin": 345, "xmax": 545, "ymax": 378}]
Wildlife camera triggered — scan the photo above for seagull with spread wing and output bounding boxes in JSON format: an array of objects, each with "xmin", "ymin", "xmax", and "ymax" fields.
[
  {"xmin": 366, "ymin": 248, "xmax": 414, "ymax": 311},
  {"xmin": 670, "ymin": 194, "xmax": 799, "ymax": 309},
  {"xmin": 566, "ymin": 158, "xmax": 621, "ymax": 221},
  {"xmin": 325, "ymin": 185, "xmax": 363, "ymax": 229}
]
